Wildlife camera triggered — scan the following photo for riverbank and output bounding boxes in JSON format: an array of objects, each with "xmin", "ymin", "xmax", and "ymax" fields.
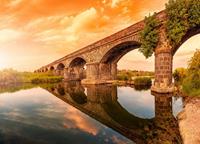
[
  {"xmin": 178, "ymin": 97, "xmax": 200, "ymax": 144},
  {"xmin": 0, "ymin": 69, "xmax": 63, "ymax": 85}
]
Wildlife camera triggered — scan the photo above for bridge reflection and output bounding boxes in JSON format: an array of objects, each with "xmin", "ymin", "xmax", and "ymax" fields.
[{"xmin": 43, "ymin": 82, "xmax": 182, "ymax": 144}]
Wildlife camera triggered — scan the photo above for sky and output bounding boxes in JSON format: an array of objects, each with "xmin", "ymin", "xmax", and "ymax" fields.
[{"xmin": 0, "ymin": 0, "xmax": 199, "ymax": 71}]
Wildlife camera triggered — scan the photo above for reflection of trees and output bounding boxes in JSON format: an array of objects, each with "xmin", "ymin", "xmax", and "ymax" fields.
[
  {"xmin": 0, "ymin": 83, "xmax": 37, "ymax": 94},
  {"xmin": 133, "ymin": 84, "xmax": 151, "ymax": 91}
]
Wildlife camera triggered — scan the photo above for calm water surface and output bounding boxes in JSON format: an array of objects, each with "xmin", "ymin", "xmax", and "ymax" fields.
[{"xmin": 0, "ymin": 83, "xmax": 183, "ymax": 144}]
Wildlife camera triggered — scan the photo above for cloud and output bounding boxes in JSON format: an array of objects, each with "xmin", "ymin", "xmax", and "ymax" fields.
[
  {"xmin": 111, "ymin": 0, "xmax": 126, "ymax": 8},
  {"xmin": 66, "ymin": 7, "xmax": 98, "ymax": 33},
  {"xmin": 0, "ymin": 29, "xmax": 23, "ymax": 43},
  {"xmin": 63, "ymin": 107, "xmax": 100, "ymax": 135},
  {"xmin": 0, "ymin": 0, "xmax": 188, "ymax": 71}
]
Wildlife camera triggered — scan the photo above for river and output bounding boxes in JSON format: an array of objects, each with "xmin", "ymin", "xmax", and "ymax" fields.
[{"xmin": 0, "ymin": 82, "xmax": 183, "ymax": 144}]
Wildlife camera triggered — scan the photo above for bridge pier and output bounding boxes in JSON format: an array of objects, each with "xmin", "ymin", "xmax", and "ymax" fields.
[
  {"xmin": 81, "ymin": 62, "xmax": 117, "ymax": 84},
  {"xmin": 81, "ymin": 63, "xmax": 104, "ymax": 84},
  {"xmin": 64, "ymin": 67, "xmax": 86, "ymax": 81},
  {"xmin": 151, "ymin": 49, "xmax": 174, "ymax": 93},
  {"xmin": 151, "ymin": 25, "xmax": 174, "ymax": 93}
]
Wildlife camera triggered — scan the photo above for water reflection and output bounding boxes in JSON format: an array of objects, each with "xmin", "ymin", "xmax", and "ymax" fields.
[
  {"xmin": 0, "ymin": 82, "xmax": 183, "ymax": 144},
  {"xmin": 44, "ymin": 82, "xmax": 182, "ymax": 144}
]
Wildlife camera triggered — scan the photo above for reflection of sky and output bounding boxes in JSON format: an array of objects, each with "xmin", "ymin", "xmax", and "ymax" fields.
[
  {"xmin": 0, "ymin": 88, "xmax": 133, "ymax": 144},
  {"xmin": 172, "ymin": 97, "xmax": 183, "ymax": 117},
  {"xmin": 117, "ymin": 87, "xmax": 183, "ymax": 119},
  {"xmin": 117, "ymin": 87, "xmax": 155, "ymax": 119}
]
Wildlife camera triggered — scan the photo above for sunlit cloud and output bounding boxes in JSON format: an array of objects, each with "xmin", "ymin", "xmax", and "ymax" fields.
[
  {"xmin": 0, "ymin": 0, "xmax": 198, "ymax": 71},
  {"xmin": 63, "ymin": 107, "xmax": 100, "ymax": 135}
]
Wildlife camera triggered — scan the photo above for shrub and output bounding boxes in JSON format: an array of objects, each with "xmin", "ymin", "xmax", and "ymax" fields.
[
  {"xmin": 134, "ymin": 77, "xmax": 152, "ymax": 86},
  {"xmin": 173, "ymin": 68, "xmax": 187, "ymax": 84},
  {"xmin": 117, "ymin": 73, "xmax": 131, "ymax": 81},
  {"xmin": 182, "ymin": 72, "xmax": 200, "ymax": 96},
  {"xmin": 182, "ymin": 49, "xmax": 200, "ymax": 96},
  {"xmin": 188, "ymin": 49, "xmax": 200, "ymax": 73}
]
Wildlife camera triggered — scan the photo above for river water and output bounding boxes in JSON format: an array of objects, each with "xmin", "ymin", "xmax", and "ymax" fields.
[{"xmin": 0, "ymin": 82, "xmax": 183, "ymax": 144}]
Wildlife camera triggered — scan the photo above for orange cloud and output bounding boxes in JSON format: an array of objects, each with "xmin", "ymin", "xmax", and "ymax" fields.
[
  {"xmin": 0, "ymin": 0, "xmax": 197, "ymax": 71},
  {"xmin": 63, "ymin": 106, "xmax": 100, "ymax": 135}
]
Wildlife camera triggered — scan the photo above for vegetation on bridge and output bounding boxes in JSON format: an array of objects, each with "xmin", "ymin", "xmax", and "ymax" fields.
[
  {"xmin": 173, "ymin": 49, "xmax": 200, "ymax": 96},
  {"xmin": 166, "ymin": 0, "xmax": 200, "ymax": 47},
  {"xmin": 139, "ymin": 14, "xmax": 159, "ymax": 58},
  {"xmin": 140, "ymin": 0, "xmax": 200, "ymax": 58}
]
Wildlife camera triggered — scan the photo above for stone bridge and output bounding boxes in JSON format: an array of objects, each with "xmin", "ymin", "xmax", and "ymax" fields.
[
  {"xmin": 36, "ymin": 10, "xmax": 200, "ymax": 93},
  {"xmin": 42, "ymin": 82, "xmax": 182, "ymax": 143}
]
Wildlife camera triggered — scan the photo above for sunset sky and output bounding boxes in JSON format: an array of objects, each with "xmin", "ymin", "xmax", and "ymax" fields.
[{"xmin": 0, "ymin": 0, "xmax": 199, "ymax": 71}]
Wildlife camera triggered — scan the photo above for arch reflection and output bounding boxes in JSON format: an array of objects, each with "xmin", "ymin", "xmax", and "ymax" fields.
[{"xmin": 43, "ymin": 83, "xmax": 182, "ymax": 144}]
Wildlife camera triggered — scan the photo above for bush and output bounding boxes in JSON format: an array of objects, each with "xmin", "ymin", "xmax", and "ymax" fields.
[
  {"xmin": 117, "ymin": 74, "xmax": 129, "ymax": 81},
  {"xmin": 173, "ymin": 68, "xmax": 187, "ymax": 84},
  {"xmin": 182, "ymin": 72, "xmax": 200, "ymax": 96},
  {"xmin": 134, "ymin": 77, "xmax": 152, "ymax": 86},
  {"xmin": 181, "ymin": 49, "xmax": 200, "ymax": 96}
]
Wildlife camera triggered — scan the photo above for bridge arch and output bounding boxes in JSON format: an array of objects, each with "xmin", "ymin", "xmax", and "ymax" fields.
[
  {"xmin": 69, "ymin": 57, "xmax": 87, "ymax": 67},
  {"xmin": 44, "ymin": 68, "xmax": 48, "ymax": 72},
  {"xmin": 50, "ymin": 66, "xmax": 55, "ymax": 71},
  {"xmin": 67, "ymin": 57, "xmax": 87, "ymax": 81},
  {"xmin": 100, "ymin": 41, "xmax": 141, "ymax": 64},
  {"xmin": 173, "ymin": 27, "xmax": 200, "ymax": 55},
  {"xmin": 99, "ymin": 41, "xmax": 141, "ymax": 80},
  {"xmin": 56, "ymin": 63, "xmax": 65, "ymax": 70}
]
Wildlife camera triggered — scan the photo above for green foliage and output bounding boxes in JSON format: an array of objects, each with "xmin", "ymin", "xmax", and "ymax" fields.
[
  {"xmin": 139, "ymin": 14, "xmax": 159, "ymax": 58},
  {"xmin": 117, "ymin": 74, "xmax": 129, "ymax": 81},
  {"xmin": 188, "ymin": 0, "xmax": 200, "ymax": 28},
  {"xmin": 188, "ymin": 49, "xmax": 200, "ymax": 73},
  {"xmin": 166, "ymin": 0, "xmax": 189, "ymax": 47},
  {"xmin": 173, "ymin": 68, "xmax": 187, "ymax": 84},
  {"xmin": 134, "ymin": 77, "xmax": 152, "ymax": 86},
  {"xmin": 117, "ymin": 70, "xmax": 154, "ymax": 81},
  {"xmin": 182, "ymin": 72, "xmax": 200, "ymax": 96},
  {"xmin": 182, "ymin": 49, "xmax": 200, "ymax": 96},
  {"xmin": 31, "ymin": 76, "xmax": 63, "ymax": 84},
  {"xmin": 0, "ymin": 69, "xmax": 63, "ymax": 85},
  {"xmin": 166, "ymin": 0, "xmax": 200, "ymax": 47}
]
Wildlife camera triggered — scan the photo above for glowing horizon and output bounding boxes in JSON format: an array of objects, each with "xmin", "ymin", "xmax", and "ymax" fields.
[{"xmin": 0, "ymin": 0, "xmax": 199, "ymax": 72}]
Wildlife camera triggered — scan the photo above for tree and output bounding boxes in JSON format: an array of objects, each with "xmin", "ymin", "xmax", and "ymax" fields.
[
  {"xmin": 182, "ymin": 49, "xmax": 200, "ymax": 96},
  {"xmin": 173, "ymin": 68, "xmax": 187, "ymax": 83},
  {"xmin": 188, "ymin": 49, "xmax": 200, "ymax": 73}
]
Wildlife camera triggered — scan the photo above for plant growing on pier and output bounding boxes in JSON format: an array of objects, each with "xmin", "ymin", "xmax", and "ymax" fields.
[
  {"xmin": 188, "ymin": 0, "xmax": 200, "ymax": 28},
  {"xmin": 139, "ymin": 14, "xmax": 159, "ymax": 59},
  {"xmin": 166, "ymin": 0, "xmax": 200, "ymax": 47}
]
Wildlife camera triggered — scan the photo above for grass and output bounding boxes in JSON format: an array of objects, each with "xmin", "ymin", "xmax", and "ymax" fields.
[{"xmin": 0, "ymin": 69, "xmax": 63, "ymax": 85}]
